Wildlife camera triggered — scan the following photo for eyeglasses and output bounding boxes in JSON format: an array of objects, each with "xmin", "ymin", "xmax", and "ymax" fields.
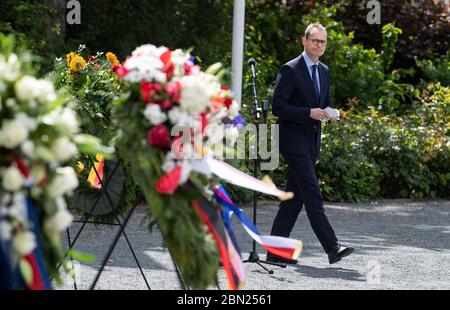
[{"xmin": 308, "ymin": 38, "xmax": 327, "ymax": 46}]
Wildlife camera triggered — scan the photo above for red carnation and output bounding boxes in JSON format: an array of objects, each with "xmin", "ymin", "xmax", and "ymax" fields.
[
  {"xmin": 147, "ymin": 124, "xmax": 170, "ymax": 149},
  {"xmin": 155, "ymin": 165, "xmax": 182, "ymax": 194}
]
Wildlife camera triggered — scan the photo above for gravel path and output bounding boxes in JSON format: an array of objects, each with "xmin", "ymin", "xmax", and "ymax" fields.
[{"xmin": 56, "ymin": 199, "xmax": 450, "ymax": 290}]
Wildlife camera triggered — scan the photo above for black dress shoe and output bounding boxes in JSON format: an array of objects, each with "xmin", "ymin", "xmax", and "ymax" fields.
[
  {"xmin": 328, "ymin": 246, "xmax": 354, "ymax": 264},
  {"xmin": 266, "ymin": 254, "xmax": 298, "ymax": 265}
]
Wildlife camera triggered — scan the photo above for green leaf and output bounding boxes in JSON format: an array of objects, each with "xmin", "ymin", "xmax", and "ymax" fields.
[
  {"xmin": 72, "ymin": 134, "xmax": 114, "ymax": 158},
  {"xmin": 19, "ymin": 258, "xmax": 33, "ymax": 287},
  {"xmin": 66, "ymin": 249, "xmax": 96, "ymax": 263},
  {"xmin": 46, "ymin": 96, "xmax": 68, "ymax": 112},
  {"xmin": 205, "ymin": 62, "xmax": 223, "ymax": 75}
]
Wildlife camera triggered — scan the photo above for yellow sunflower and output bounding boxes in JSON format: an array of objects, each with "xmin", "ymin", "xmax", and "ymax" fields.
[
  {"xmin": 66, "ymin": 52, "xmax": 77, "ymax": 66},
  {"xmin": 69, "ymin": 55, "xmax": 87, "ymax": 73},
  {"xmin": 106, "ymin": 52, "xmax": 120, "ymax": 66}
]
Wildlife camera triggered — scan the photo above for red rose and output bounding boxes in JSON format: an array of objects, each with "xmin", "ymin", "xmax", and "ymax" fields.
[
  {"xmin": 147, "ymin": 124, "xmax": 170, "ymax": 149},
  {"xmin": 155, "ymin": 165, "xmax": 182, "ymax": 194},
  {"xmin": 141, "ymin": 82, "xmax": 161, "ymax": 103},
  {"xmin": 160, "ymin": 100, "xmax": 173, "ymax": 110}
]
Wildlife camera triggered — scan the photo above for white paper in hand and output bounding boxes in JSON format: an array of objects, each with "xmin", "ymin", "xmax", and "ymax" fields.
[{"xmin": 324, "ymin": 107, "xmax": 339, "ymax": 121}]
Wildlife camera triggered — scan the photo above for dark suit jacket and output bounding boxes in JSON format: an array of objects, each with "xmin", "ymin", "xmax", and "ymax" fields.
[{"xmin": 272, "ymin": 54, "xmax": 331, "ymax": 156}]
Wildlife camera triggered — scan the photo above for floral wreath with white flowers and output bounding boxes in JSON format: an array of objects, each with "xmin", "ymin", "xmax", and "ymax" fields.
[{"xmin": 0, "ymin": 34, "xmax": 108, "ymax": 289}]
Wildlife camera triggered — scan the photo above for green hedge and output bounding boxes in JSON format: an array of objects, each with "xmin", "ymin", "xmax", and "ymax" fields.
[{"xmin": 313, "ymin": 83, "xmax": 449, "ymax": 202}]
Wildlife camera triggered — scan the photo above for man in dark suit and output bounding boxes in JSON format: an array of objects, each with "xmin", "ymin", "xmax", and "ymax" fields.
[{"xmin": 267, "ymin": 23, "xmax": 354, "ymax": 265}]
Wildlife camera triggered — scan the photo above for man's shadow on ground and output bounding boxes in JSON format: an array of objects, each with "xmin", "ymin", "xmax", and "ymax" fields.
[{"xmin": 293, "ymin": 265, "xmax": 365, "ymax": 282}]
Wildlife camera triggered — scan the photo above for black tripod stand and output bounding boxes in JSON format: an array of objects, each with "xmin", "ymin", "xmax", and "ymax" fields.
[
  {"xmin": 61, "ymin": 155, "xmax": 187, "ymax": 290},
  {"xmin": 243, "ymin": 59, "xmax": 286, "ymax": 273}
]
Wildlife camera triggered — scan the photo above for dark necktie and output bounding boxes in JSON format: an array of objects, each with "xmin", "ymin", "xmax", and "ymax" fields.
[{"xmin": 312, "ymin": 64, "xmax": 320, "ymax": 103}]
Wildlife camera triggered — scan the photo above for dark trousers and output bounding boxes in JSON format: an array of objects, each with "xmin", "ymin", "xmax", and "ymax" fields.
[{"xmin": 270, "ymin": 150, "xmax": 338, "ymax": 254}]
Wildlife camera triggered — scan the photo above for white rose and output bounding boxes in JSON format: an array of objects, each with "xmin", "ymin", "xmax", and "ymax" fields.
[
  {"xmin": 143, "ymin": 104, "xmax": 167, "ymax": 125},
  {"xmin": 5, "ymin": 98, "xmax": 16, "ymax": 108},
  {"xmin": 20, "ymin": 140, "xmax": 35, "ymax": 159},
  {"xmin": 51, "ymin": 137, "xmax": 78, "ymax": 162},
  {"xmin": 15, "ymin": 75, "xmax": 38, "ymax": 102},
  {"xmin": 123, "ymin": 55, "xmax": 165, "ymax": 83},
  {"xmin": 0, "ymin": 118, "xmax": 29, "ymax": 148},
  {"xmin": 16, "ymin": 113, "xmax": 38, "ymax": 131},
  {"xmin": 179, "ymin": 75, "xmax": 212, "ymax": 114},
  {"xmin": 43, "ymin": 108, "xmax": 79, "ymax": 134},
  {"xmin": 45, "ymin": 208, "xmax": 73, "ymax": 232},
  {"xmin": 36, "ymin": 80, "xmax": 57, "ymax": 102},
  {"xmin": 57, "ymin": 108, "xmax": 79, "ymax": 133},
  {"xmin": 2, "ymin": 165, "xmax": 25, "ymax": 192},
  {"xmin": 13, "ymin": 230, "xmax": 36, "ymax": 256},
  {"xmin": 47, "ymin": 167, "xmax": 79, "ymax": 198},
  {"xmin": 132, "ymin": 44, "xmax": 167, "ymax": 58},
  {"xmin": 0, "ymin": 54, "xmax": 20, "ymax": 82},
  {"xmin": 44, "ymin": 198, "xmax": 73, "ymax": 232},
  {"xmin": 3, "ymin": 192, "xmax": 27, "ymax": 221}
]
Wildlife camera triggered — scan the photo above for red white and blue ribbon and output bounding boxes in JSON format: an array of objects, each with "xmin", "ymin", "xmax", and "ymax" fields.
[
  {"xmin": 0, "ymin": 158, "xmax": 51, "ymax": 290},
  {"xmin": 192, "ymin": 195, "xmax": 244, "ymax": 290},
  {"xmin": 213, "ymin": 184, "xmax": 303, "ymax": 261},
  {"xmin": 0, "ymin": 195, "xmax": 51, "ymax": 290}
]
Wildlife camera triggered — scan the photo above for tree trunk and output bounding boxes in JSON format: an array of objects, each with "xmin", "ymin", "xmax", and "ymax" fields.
[{"xmin": 42, "ymin": 0, "xmax": 67, "ymax": 44}]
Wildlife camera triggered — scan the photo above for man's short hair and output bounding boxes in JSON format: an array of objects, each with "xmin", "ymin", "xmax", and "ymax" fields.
[{"xmin": 304, "ymin": 23, "xmax": 327, "ymax": 38}]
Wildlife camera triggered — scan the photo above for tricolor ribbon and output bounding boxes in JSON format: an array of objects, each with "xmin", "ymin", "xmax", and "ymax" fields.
[
  {"xmin": 213, "ymin": 184, "xmax": 302, "ymax": 261},
  {"xmin": 192, "ymin": 196, "xmax": 244, "ymax": 290},
  {"xmin": 0, "ymin": 195, "xmax": 51, "ymax": 290}
]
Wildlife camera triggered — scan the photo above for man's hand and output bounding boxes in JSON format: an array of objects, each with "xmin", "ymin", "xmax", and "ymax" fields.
[{"xmin": 310, "ymin": 108, "xmax": 331, "ymax": 122}]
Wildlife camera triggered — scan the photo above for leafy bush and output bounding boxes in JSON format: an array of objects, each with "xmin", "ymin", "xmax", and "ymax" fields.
[
  {"xmin": 315, "ymin": 83, "xmax": 449, "ymax": 202},
  {"xmin": 317, "ymin": 119, "xmax": 381, "ymax": 202},
  {"xmin": 415, "ymin": 51, "xmax": 450, "ymax": 88}
]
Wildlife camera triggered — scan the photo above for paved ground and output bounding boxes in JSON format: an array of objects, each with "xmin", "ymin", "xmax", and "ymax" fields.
[{"xmin": 56, "ymin": 199, "xmax": 450, "ymax": 290}]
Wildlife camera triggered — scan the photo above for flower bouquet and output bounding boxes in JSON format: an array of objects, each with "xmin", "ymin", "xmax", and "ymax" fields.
[{"xmin": 0, "ymin": 34, "xmax": 109, "ymax": 289}]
